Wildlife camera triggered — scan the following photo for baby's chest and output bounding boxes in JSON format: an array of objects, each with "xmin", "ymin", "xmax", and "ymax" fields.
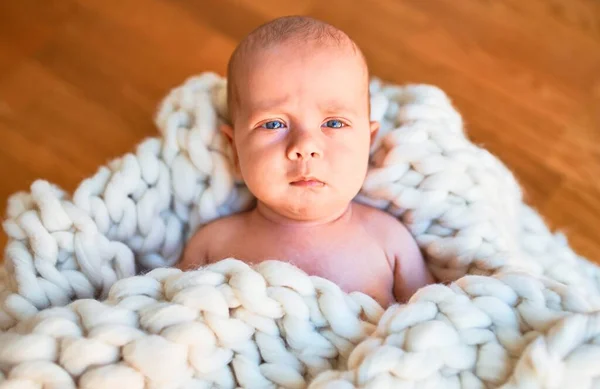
[{"xmin": 209, "ymin": 228, "xmax": 394, "ymax": 302}]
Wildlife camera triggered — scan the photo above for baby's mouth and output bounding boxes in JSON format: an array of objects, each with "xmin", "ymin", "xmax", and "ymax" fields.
[{"xmin": 290, "ymin": 177, "xmax": 325, "ymax": 187}]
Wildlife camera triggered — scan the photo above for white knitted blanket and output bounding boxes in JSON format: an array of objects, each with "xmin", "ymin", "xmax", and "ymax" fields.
[{"xmin": 1, "ymin": 73, "xmax": 600, "ymax": 389}]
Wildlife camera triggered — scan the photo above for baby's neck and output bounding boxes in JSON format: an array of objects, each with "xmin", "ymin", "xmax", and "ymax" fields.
[{"xmin": 252, "ymin": 201, "xmax": 353, "ymax": 228}]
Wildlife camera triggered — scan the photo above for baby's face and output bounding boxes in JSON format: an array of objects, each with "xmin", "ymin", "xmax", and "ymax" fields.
[{"xmin": 225, "ymin": 42, "xmax": 378, "ymax": 222}]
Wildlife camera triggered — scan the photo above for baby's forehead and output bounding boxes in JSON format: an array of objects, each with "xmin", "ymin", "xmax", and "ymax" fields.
[
  {"xmin": 237, "ymin": 38, "xmax": 364, "ymax": 72},
  {"xmin": 233, "ymin": 45, "xmax": 368, "ymax": 115},
  {"xmin": 233, "ymin": 44, "xmax": 361, "ymax": 96},
  {"xmin": 226, "ymin": 18, "xmax": 369, "ymax": 120}
]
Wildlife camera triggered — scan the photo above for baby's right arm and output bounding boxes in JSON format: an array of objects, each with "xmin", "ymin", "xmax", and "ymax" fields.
[
  {"xmin": 177, "ymin": 215, "xmax": 239, "ymax": 270},
  {"xmin": 177, "ymin": 226, "xmax": 212, "ymax": 270}
]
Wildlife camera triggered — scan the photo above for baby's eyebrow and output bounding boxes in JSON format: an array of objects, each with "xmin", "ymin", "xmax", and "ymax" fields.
[
  {"xmin": 248, "ymin": 97, "xmax": 358, "ymax": 117},
  {"xmin": 250, "ymin": 95, "xmax": 291, "ymax": 112},
  {"xmin": 319, "ymin": 101, "xmax": 357, "ymax": 116}
]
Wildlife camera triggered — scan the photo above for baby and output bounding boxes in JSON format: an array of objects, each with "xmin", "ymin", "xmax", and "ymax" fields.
[{"xmin": 178, "ymin": 16, "xmax": 434, "ymax": 306}]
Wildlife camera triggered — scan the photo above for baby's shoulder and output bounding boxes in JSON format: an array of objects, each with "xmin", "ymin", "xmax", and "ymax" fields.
[
  {"xmin": 353, "ymin": 202, "xmax": 415, "ymax": 245},
  {"xmin": 192, "ymin": 213, "xmax": 246, "ymax": 243},
  {"xmin": 353, "ymin": 202, "xmax": 402, "ymax": 228},
  {"xmin": 181, "ymin": 213, "xmax": 246, "ymax": 265}
]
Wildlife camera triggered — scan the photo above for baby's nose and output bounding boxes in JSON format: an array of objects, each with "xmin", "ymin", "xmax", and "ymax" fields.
[
  {"xmin": 286, "ymin": 132, "xmax": 323, "ymax": 160},
  {"xmin": 291, "ymin": 150, "xmax": 320, "ymax": 159}
]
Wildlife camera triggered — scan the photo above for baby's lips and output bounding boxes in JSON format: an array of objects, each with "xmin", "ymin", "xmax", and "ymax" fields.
[
  {"xmin": 290, "ymin": 177, "xmax": 325, "ymax": 187},
  {"xmin": 290, "ymin": 174, "xmax": 319, "ymax": 182}
]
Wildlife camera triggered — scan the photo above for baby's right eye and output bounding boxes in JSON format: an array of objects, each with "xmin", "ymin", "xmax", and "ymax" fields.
[{"xmin": 260, "ymin": 120, "xmax": 286, "ymax": 130}]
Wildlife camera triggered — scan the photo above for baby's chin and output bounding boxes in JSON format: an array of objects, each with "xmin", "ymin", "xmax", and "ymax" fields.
[{"xmin": 263, "ymin": 197, "xmax": 352, "ymax": 224}]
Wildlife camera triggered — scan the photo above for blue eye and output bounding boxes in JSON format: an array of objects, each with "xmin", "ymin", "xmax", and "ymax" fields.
[
  {"xmin": 324, "ymin": 119, "xmax": 345, "ymax": 129},
  {"xmin": 261, "ymin": 121, "xmax": 285, "ymax": 130}
]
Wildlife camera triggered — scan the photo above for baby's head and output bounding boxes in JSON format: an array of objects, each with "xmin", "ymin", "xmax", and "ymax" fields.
[{"xmin": 223, "ymin": 16, "xmax": 379, "ymax": 223}]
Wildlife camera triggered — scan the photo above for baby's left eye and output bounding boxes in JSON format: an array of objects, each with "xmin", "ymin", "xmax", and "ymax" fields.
[{"xmin": 323, "ymin": 119, "xmax": 345, "ymax": 129}]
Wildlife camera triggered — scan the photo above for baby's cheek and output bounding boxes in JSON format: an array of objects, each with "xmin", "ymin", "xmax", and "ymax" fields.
[
  {"xmin": 339, "ymin": 145, "xmax": 368, "ymax": 171},
  {"xmin": 241, "ymin": 154, "xmax": 280, "ymax": 194}
]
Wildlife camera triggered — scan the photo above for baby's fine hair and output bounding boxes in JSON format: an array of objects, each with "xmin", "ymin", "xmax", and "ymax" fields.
[{"xmin": 226, "ymin": 16, "xmax": 367, "ymax": 120}]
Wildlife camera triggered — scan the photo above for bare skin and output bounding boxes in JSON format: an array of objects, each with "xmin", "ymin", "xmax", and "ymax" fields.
[
  {"xmin": 178, "ymin": 22, "xmax": 434, "ymax": 307},
  {"xmin": 180, "ymin": 201, "xmax": 432, "ymax": 306}
]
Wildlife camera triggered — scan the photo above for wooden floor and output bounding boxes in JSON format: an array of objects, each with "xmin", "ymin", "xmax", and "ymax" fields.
[{"xmin": 1, "ymin": 0, "xmax": 599, "ymax": 261}]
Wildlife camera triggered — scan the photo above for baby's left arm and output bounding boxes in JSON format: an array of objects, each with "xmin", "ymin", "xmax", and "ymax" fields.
[
  {"xmin": 390, "ymin": 224, "xmax": 435, "ymax": 303},
  {"xmin": 378, "ymin": 215, "xmax": 435, "ymax": 303}
]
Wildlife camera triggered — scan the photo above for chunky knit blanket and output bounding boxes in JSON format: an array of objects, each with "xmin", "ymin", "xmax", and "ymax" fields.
[{"xmin": 1, "ymin": 73, "xmax": 600, "ymax": 389}]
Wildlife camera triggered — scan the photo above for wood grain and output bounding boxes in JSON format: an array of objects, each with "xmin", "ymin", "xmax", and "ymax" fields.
[{"xmin": 1, "ymin": 0, "xmax": 599, "ymax": 261}]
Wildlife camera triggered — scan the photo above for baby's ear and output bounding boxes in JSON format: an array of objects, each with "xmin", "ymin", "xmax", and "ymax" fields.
[
  {"xmin": 219, "ymin": 123, "xmax": 241, "ymax": 176},
  {"xmin": 369, "ymin": 121, "xmax": 380, "ymax": 146},
  {"xmin": 220, "ymin": 123, "xmax": 234, "ymax": 142}
]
